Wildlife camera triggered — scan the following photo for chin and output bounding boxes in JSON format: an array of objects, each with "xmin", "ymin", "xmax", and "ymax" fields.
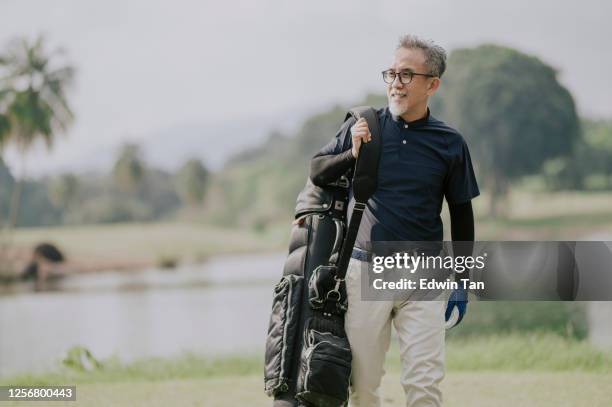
[{"xmin": 388, "ymin": 102, "xmax": 408, "ymax": 117}]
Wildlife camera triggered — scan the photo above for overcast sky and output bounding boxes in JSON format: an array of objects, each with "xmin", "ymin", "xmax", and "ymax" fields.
[{"xmin": 1, "ymin": 0, "xmax": 611, "ymax": 176}]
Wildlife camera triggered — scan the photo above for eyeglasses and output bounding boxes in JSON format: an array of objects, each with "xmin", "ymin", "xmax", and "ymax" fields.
[{"xmin": 381, "ymin": 69, "xmax": 435, "ymax": 84}]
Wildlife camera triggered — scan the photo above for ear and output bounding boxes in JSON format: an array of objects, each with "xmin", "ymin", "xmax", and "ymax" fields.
[{"xmin": 427, "ymin": 77, "xmax": 441, "ymax": 96}]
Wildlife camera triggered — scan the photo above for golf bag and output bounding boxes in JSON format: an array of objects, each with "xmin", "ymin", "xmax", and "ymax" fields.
[{"xmin": 264, "ymin": 107, "xmax": 381, "ymax": 407}]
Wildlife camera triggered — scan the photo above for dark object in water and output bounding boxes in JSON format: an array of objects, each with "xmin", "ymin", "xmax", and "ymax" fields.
[
  {"xmin": 21, "ymin": 243, "xmax": 65, "ymax": 280},
  {"xmin": 21, "ymin": 261, "xmax": 38, "ymax": 281},
  {"xmin": 34, "ymin": 242, "xmax": 65, "ymax": 262}
]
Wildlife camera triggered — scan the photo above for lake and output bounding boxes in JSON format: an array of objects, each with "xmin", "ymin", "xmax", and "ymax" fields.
[
  {"xmin": 3, "ymin": 248, "xmax": 612, "ymax": 378},
  {"xmin": 0, "ymin": 251, "xmax": 286, "ymax": 377}
]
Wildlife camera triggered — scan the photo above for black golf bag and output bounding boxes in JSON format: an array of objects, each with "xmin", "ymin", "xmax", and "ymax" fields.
[{"xmin": 264, "ymin": 107, "xmax": 381, "ymax": 407}]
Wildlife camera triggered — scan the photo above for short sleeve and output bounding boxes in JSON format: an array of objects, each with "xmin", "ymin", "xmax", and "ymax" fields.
[
  {"xmin": 444, "ymin": 138, "xmax": 480, "ymax": 205},
  {"xmin": 313, "ymin": 117, "xmax": 356, "ymax": 157}
]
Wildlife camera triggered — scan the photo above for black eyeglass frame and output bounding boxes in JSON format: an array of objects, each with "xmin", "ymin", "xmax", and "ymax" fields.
[{"xmin": 381, "ymin": 69, "xmax": 436, "ymax": 84}]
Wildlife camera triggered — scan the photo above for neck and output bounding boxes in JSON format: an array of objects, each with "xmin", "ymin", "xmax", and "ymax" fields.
[{"xmin": 400, "ymin": 103, "xmax": 428, "ymax": 122}]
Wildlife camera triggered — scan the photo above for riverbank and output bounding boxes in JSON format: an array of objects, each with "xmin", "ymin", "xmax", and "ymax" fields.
[
  {"xmin": 3, "ymin": 189, "xmax": 612, "ymax": 277},
  {"xmin": 0, "ymin": 222, "xmax": 289, "ymax": 278},
  {"xmin": 1, "ymin": 334, "xmax": 610, "ymax": 406}
]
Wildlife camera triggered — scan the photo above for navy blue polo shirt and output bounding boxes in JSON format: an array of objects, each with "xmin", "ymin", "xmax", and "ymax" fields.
[{"xmin": 316, "ymin": 107, "xmax": 480, "ymax": 247}]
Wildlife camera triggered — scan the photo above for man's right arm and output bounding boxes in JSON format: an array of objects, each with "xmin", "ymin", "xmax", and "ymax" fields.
[
  {"xmin": 310, "ymin": 116, "xmax": 371, "ymax": 186},
  {"xmin": 309, "ymin": 116, "xmax": 356, "ymax": 186},
  {"xmin": 310, "ymin": 149, "xmax": 356, "ymax": 186}
]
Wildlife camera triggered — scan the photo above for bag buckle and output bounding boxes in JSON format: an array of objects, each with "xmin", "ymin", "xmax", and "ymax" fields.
[
  {"xmin": 336, "ymin": 176, "xmax": 350, "ymax": 188},
  {"xmin": 328, "ymin": 176, "xmax": 350, "ymax": 189}
]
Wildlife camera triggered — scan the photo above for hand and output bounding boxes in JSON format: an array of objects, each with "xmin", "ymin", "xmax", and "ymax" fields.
[
  {"xmin": 350, "ymin": 118, "xmax": 371, "ymax": 158},
  {"xmin": 445, "ymin": 288, "xmax": 468, "ymax": 328}
]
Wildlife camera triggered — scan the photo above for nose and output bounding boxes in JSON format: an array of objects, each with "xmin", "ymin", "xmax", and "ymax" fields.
[{"xmin": 391, "ymin": 74, "xmax": 403, "ymax": 88}]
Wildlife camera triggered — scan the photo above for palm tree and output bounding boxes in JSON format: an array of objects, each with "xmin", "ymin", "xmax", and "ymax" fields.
[
  {"xmin": 0, "ymin": 114, "xmax": 9, "ymax": 147},
  {"xmin": 0, "ymin": 35, "xmax": 74, "ymax": 227},
  {"xmin": 0, "ymin": 63, "xmax": 11, "ymax": 149}
]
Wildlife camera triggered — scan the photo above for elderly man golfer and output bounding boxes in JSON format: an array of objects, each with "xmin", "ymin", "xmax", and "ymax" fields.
[{"xmin": 310, "ymin": 34, "xmax": 480, "ymax": 407}]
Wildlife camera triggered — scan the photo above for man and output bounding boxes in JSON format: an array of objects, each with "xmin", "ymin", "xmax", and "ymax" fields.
[{"xmin": 310, "ymin": 35, "xmax": 479, "ymax": 407}]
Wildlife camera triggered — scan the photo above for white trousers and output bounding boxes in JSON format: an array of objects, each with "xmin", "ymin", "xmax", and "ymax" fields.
[{"xmin": 344, "ymin": 258, "xmax": 446, "ymax": 407}]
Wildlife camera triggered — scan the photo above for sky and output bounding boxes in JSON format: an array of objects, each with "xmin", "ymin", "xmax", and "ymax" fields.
[{"xmin": 1, "ymin": 0, "xmax": 611, "ymax": 176}]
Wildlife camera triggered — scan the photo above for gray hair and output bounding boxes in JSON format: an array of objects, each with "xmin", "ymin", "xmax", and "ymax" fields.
[{"xmin": 397, "ymin": 35, "xmax": 447, "ymax": 77}]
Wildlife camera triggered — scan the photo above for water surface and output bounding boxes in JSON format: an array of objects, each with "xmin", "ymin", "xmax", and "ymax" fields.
[{"xmin": 0, "ymin": 252, "xmax": 285, "ymax": 377}]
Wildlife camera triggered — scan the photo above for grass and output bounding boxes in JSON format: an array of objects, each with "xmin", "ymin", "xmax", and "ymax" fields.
[
  {"xmin": 3, "ymin": 334, "xmax": 610, "ymax": 387},
  {"xmin": 0, "ymin": 353, "xmax": 263, "ymax": 386},
  {"xmin": 1, "ymin": 334, "xmax": 610, "ymax": 406},
  {"xmin": 447, "ymin": 302, "xmax": 589, "ymax": 339},
  {"xmin": 2, "ymin": 373, "xmax": 612, "ymax": 407},
  {"xmin": 399, "ymin": 333, "xmax": 612, "ymax": 372},
  {"xmin": 465, "ymin": 189, "xmax": 612, "ymax": 240}
]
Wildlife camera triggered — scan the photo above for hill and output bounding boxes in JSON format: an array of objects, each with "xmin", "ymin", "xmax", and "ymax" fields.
[{"xmin": 202, "ymin": 94, "xmax": 388, "ymax": 228}]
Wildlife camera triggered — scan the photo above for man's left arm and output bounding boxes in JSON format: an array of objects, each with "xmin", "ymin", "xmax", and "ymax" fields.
[
  {"xmin": 446, "ymin": 200, "xmax": 474, "ymax": 326},
  {"xmin": 443, "ymin": 135, "xmax": 480, "ymax": 326},
  {"xmin": 450, "ymin": 200, "xmax": 475, "ymax": 274}
]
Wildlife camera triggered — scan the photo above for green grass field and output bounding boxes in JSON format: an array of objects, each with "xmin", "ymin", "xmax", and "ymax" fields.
[
  {"xmin": 2, "ymin": 334, "xmax": 611, "ymax": 406},
  {"xmin": 453, "ymin": 189, "xmax": 612, "ymax": 240},
  {"xmin": 2, "ymin": 373, "xmax": 611, "ymax": 407}
]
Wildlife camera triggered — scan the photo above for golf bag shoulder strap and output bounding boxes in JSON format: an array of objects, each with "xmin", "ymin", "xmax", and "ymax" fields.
[
  {"xmin": 346, "ymin": 106, "xmax": 381, "ymax": 203},
  {"xmin": 334, "ymin": 106, "xmax": 381, "ymax": 279}
]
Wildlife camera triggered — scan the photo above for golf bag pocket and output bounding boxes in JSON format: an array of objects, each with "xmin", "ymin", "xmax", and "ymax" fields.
[
  {"xmin": 264, "ymin": 274, "xmax": 304, "ymax": 396},
  {"xmin": 297, "ymin": 325, "xmax": 352, "ymax": 406}
]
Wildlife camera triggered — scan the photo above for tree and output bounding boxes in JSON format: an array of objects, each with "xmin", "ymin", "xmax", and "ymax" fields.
[
  {"xmin": 0, "ymin": 97, "xmax": 10, "ymax": 148},
  {"xmin": 48, "ymin": 173, "xmax": 79, "ymax": 221},
  {"xmin": 112, "ymin": 143, "xmax": 145, "ymax": 192},
  {"xmin": 0, "ymin": 55, "xmax": 11, "ymax": 148},
  {"xmin": 0, "ymin": 35, "xmax": 75, "ymax": 226},
  {"xmin": 543, "ymin": 119, "xmax": 612, "ymax": 190},
  {"xmin": 432, "ymin": 45, "xmax": 580, "ymax": 216},
  {"xmin": 175, "ymin": 158, "xmax": 209, "ymax": 206},
  {"xmin": 0, "ymin": 158, "xmax": 14, "ymax": 224}
]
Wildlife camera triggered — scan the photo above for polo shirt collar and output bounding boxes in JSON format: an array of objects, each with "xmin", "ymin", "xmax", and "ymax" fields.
[{"xmin": 389, "ymin": 107, "xmax": 431, "ymax": 129}]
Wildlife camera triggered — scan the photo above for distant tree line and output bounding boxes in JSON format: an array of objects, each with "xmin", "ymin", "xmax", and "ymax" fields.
[
  {"xmin": 3, "ymin": 38, "xmax": 612, "ymax": 229},
  {"xmin": 0, "ymin": 146, "xmax": 209, "ymax": 227},
  {"xmin": 541, "ymin": 118, "xmax": 612, "ymax": 191}
]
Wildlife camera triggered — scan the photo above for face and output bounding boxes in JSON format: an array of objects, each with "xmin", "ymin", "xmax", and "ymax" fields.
[{"xmin": 386, "ymin": 47, "xmax": 440, "ymax": 117}]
